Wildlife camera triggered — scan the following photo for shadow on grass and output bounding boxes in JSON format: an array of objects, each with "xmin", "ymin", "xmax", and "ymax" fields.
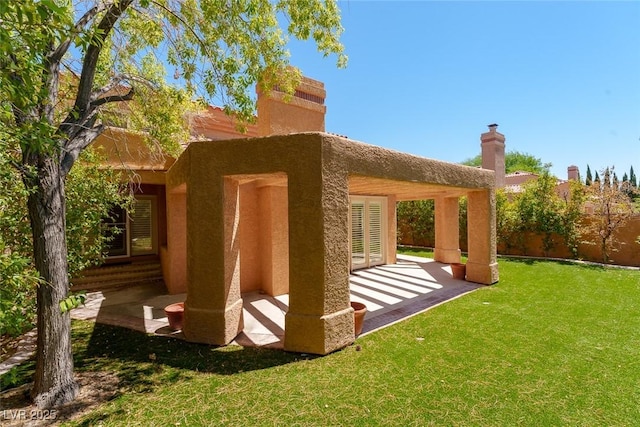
[
  {"xmin": 1, "ymin": 320, "xmax": 314, "ymax": 399},
  {"xmin": 78, "ymin": 322, "xmax": 311, "ymax": 376},
  {"xmin": 498, "ymin": 255, "xmax": 609, "ymax": 270}
]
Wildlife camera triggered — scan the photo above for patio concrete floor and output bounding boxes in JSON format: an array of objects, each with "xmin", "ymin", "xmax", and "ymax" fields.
[{"xmin": 71, "ymin": 255, "xmax": 482, "ymax": 349}]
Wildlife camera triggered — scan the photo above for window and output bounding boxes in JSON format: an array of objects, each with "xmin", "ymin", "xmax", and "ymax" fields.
[
  {"xmin": 104, "ymin": 197, "xmax": 157, "ymax": 258},
  {"xmin": 130, "ymin": 198, "xmax": 156, "ymax": 256}
]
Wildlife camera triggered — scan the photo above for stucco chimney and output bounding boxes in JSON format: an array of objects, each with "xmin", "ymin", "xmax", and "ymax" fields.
[
  {"xmin": 567, "ymin": 165, "xmax": 580, "ymax": 181},
  {"xmin": 256, "ymin": 75, "xmax": 326, "ymax": 136},
  {"xmin": 480, "ymin": 123, "xmax": 506, "ymax": 188}
]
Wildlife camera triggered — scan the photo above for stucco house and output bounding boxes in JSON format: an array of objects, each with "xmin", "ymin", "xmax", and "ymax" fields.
[{"xmin": 92, "ymin": 74, "xmax": 499, "ymax": 355}]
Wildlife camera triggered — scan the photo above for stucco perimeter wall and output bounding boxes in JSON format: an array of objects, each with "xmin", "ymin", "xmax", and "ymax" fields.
[{"xmin": 165, "ymin": 133, "xmax": 499, "ymax": 354}]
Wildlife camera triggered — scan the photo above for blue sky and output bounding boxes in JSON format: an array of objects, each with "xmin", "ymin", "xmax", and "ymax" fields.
[{"xmin": 285, "ymin": 1, "xmax": 640, "ymax": 180}]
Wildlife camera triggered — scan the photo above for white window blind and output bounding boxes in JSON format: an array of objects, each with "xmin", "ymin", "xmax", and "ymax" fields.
[
  {"xmin": 369, "ymin": 202, "xmax": 383, "ymax": 264},
  {"xmin": 130, "ymin": 198, "xmax": 155, "ymax": 255},
  {"xmin": 350, "ymin": 198, "xmax": 386, "ymax": 270},
  {"xmin": 351, "ymin": 202, "xmax": 366, "ymax": 269}
]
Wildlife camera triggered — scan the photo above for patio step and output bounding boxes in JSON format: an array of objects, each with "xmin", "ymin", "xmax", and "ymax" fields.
[{"xmin": 71, "ymin": 261, "xmax": 164, "ymax": 291}]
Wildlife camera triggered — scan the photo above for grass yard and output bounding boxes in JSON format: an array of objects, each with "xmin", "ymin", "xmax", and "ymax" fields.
[{"xmin": 2, "ymin": 255, "xmax": 639, "ymax": 426}]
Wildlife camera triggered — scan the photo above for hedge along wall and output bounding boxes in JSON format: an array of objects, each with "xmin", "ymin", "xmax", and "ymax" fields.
[{"xmin": 398, "ymin": 211, "xmax": 640, "ymax": 267}]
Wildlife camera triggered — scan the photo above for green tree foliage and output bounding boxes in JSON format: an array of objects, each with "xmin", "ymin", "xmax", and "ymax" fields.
[
  {"xmin": 495, "ymin": 189, "xmax": 519, "ymax": 252},
  {"xmin": 560, "ymin": 180, "xmax": 587, "ymax": 257},
  {"xmin": 0, "ymin": 141, "xmax": 128, "ymax": 337},
  {"xmin": 580, "ymin": 167, "xmax": 636, "ymax": 263},
  {"xmin": 503, "ymin": 174, "xmax": 586, "ymax": 257},
  {"xmin": 397, "ymin": 200, "xmax": 435, "ymax": 247},
  {"xmin": 515, "ymin": 172, "xmax": 565, "ymax": 256},
  {"xmin": 462, "ymin": 150, "xmax": 548, "ymax": 174},
  {"xmin": 585, "ymin": 165, "xmax": 593, "ymax": 186},
  {"xmin": 630, "ymin": 166, "xmax": 637, "ymax": 188},
  {"xmin": 1, "ymin": 0, "xmax": 345, "ymax": 408}
]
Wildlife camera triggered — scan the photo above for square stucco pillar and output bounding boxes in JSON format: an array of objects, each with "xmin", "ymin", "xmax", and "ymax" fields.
[
  {"xmin": 164, "ymin": 189, "xmax": 187, "ymax": 294},
  {"xmin": 258, "ymin": 184, "xmax": 290, "ymax": 296},
  {"xmin": 183, "ymin": 176, "xmax": 244, "ymax": 345},
  {"xmin": 284, "ymin": 166, "xmax": 353, "ymax": 355},
  {"xmin": 434, "ymin": 196, "xmax": 461, "ymax": 264},
  {"xmin": 386, "ymin": 195, "xmax": 397, "ymax": 265},
  {"xmin": 466, "ymin": 189, "xmax": 499, "ymax": 285}
]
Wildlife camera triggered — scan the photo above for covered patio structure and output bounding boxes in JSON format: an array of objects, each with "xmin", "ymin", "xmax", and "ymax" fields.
[{"xmin": 164, "ymin": 132, "xmax": 498, "ymax": 355}]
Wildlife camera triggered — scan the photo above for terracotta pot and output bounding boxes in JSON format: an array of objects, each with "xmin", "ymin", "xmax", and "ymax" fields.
[
  {"xmin": 164, "ymin": 302, "xmax": 185, "ymax": 331},
  {"xmin": 450, "ymin": 263, "xmax": 466, "ymax": 280},
  {"xmin": 351, "ymin": 301, "xmax": 367, "ymax": 336}
]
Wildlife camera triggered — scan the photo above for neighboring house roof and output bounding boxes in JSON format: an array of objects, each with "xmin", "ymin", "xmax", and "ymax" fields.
[{"xmin": 188, "ymin": 105, "xmax": 259, "ymax": 143}]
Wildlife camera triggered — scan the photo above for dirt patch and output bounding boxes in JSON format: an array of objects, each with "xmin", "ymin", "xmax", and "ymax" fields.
[
  {"xmin": 0, "ymin": 335, "xmax": 22, "ymax": 364},
  {"xmin": 0, "ymin": 371, "xmax": 119, "ymax": 426}
]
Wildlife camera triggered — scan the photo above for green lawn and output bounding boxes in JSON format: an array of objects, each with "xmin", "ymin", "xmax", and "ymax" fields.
[{"xmin": 3, "ymin": 255, "xmax": 640, "ymax": 426}]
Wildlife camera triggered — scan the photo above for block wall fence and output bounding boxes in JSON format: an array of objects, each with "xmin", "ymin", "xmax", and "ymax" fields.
[{"xmin": 399, "ymin": 214, "xmax": 640, "ymax": 267}]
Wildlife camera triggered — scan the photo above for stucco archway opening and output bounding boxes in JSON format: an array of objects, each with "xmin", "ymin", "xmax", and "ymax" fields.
[{"xmin": 235, "ymin": 173, "xmax": 291, "ymax": 346}]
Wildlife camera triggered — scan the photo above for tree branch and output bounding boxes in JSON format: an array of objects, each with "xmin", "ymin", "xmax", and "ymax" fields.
[
  {"xmin": 48, "ymin": 1, "xmax": 115, "ymax": 66},
  {"xmin": 60, "ymin": 121, "xmax": 105, "ymax": 177},
  {"xmin": 90, "ymin": 86, "xmax": 135, "ymax": 108},
  {"xmin": 90, "ymin": 74, "xmax": 156, "ymax": 102},
  {"xmin": 59, "ymin": 0, "xmax": 133, "ymax": 155},
  {"xmin": 71, "ymin": 0, "xmax": 133, "ymax": 122}
]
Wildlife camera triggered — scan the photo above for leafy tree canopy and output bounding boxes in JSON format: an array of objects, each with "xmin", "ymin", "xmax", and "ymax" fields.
[
  {"xmin": 462, "ymin": 150, "xmax": 549, "ymax": 175},
  {"xmin": 1, "ymin": 0, "xmax": 347, "ymax": 408}
]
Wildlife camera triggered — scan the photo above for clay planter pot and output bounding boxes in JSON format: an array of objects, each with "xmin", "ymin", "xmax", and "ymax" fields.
[
  {"xmin": 351, "ymin": 301, "xmax": 367, "ymax": 337},
  {"xmin": 450, "ymin": 263, "xmax": 466, "ymax": 280},
  {"xmin": 164, "ymin": 302, "xmax": 185, "ymax": 331}
]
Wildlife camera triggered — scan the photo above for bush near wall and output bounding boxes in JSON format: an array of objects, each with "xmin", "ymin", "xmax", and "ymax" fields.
[{"xmin": 397, "ymin": 207, "xmax": 640, "ymax": 267}]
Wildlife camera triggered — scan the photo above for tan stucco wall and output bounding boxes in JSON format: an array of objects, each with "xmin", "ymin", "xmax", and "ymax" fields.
[
  {"xmin": 239, "ymin": 181, "xmax": 262, "ymax": 293},
  {"xmin": 236, "ymin": 179, "xmax": 290, "ymax": 296},
  {"xmin": 258, "ymin": 183, "xmax": 290, "ymax": 296},
  {"xmin": 495, "ymin": 215, "xmax": 640, "ymax": 267},
  {"xmin": 166, "ymin": 133, "xmax": 498, "ymax": 354},
  {"xmin": 434, "ymin": 196, "xmax": 461, "ymax": 264},
  {"xmin": 163, "ymin": 186, "xmax": 187, "ymax": 294}
]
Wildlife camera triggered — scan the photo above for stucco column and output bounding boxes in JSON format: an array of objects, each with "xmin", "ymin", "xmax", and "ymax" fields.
[
  {"xmin": 183, "ymin": 176, "xmax": 243, "ymax": 345},
  {"xmin": 434, "ymin": 196, "xmax": 461, "ymax": 264},
  {"xmin": 258, "ymin": 184, "xmax": 290, "ymax": 296},
  {"xmin": 164, "ymin": 188, "xmax": 187, "ymax": 294},
  {"xmin": 284, "ymin": 166, "xmax": 353, "ymax": 355},
  {"xmin": 386, "ymin": 195, "xmax": 397, "ymax": 265},
  {"xmin": 466, "ymin": 189, "xmax": 499, "ymax": 284}
]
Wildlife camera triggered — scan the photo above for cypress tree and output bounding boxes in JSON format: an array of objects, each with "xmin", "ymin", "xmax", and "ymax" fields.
[
  {"xmin": 585, "ymin": 165, "xmax": 593, "ymax": 186},
  {"xmin": 594, "ymin": 171, "xmax": 600, "ymax": 184},
  {"xmin": 603, "ymin": 168, "xmax": 611, "ymax": 188},
  {"xmin": 630, "ymin": 166, "xmax": 637, "ymax": 188}
]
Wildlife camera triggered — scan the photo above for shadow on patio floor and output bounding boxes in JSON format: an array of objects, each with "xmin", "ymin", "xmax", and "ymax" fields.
[{"xmin": 71, "ymin": 255, "xmax": 483, "ymax": 350}]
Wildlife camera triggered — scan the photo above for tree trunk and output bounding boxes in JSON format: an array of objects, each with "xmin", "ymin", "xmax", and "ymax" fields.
[{"xmin": 26, "ymin": 155, "xmax": 79, "ymax": 408}]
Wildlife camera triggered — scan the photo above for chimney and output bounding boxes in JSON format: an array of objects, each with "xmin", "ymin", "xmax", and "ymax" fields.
[
  {"xmin": 257, "ymin": 74, "xmax": 326, "ymax": 136},
  {"xmin": 567, "ymin": 165, "xmax": 580, "ymax": 181},
  {"xmin": 480, "ymin": 123, "xmax": 506, "ymax": 188}
]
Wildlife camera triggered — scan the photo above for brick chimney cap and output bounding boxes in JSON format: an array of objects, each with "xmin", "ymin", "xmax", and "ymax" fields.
[{"xmin": 488, "ymin": 123, "xmax": 498, "ymax": 130}]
